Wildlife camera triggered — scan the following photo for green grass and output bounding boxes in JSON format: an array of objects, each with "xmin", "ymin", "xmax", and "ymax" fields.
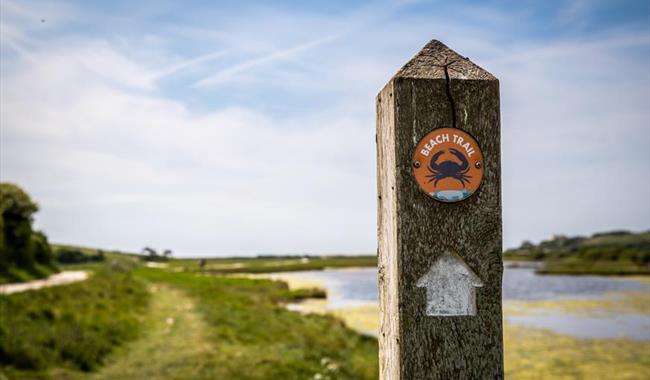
[
  {"xmin": 78, "ymin": 283, "xmax": 215, "ymax": 380},
  {"xmin": 286, "ymin": 286, "xmax": 327, "ymax": 300},
  {"xmin": 1, "ymin": 265, "xmax": 377, "ymax": 380},
  {"xmin": 4, "ymin": 254, "xmax": 649, "ymax": 379},
  {"xmin": 0, "ymin": 242, "xmax": 140, "ymax": 284},
  {"xmin": 583, "ymin": 231, "xmax": 650, "ymax": 247},
  {"xmin": 504, "ymin": 324, "xmax": 650, "ymax": 379},
  {"xmin": 76, "ymin": 271, "xmax": 371, "ymax": 380},
  {"xmin": 0, "ymin": 263, "xmax": 59, "ymax": 285},
  {"xmin": 132, "ymin": 268, "xmax": 378, "ymax": 380},
  {"xmin": 537, "ymin": 260, "xmax": 650, "ymax": 275},
  {"xmin": 0, "ymin": 266, "xmax": 149, "ymax": 378},
  {"xmin": 50, "ymin": 243, "xmax": 377, "ymax": 275},
  {"xmin": 170, "ymin": 255, "xmax": 377, "ymax": 274}
]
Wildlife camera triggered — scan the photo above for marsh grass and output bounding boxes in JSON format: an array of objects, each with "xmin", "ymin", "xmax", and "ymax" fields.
[
  {"xmin": 171, "ymin": 255, "xmax": 377, "ymax": 274},
  {"xmin": 504, "ymin": 325, "xmax": 650, "ymax": 379},
  {"xmin": 504, "ymin": 290, "xmax": 650, "ymax": 317},
  {"xmin": 285, "ymin": 277, "xmax": 650, "ymax": 379},
  {"xmin": 5, "ymin": 257, "xmax": 647, "ymax": 379},
  {"xmin": 79, "ymin": 284, "xmax": 216, "ymax": 380},
  {"xmin": 1, "ymin": 265, "xmax": 376, "ymax": 380},
  {"xmin": 538, "ymin": 260, "xmax": 650, "ymax": 275},
  {"xmin": 136, "ymin": 268, "xmax": 378, "ymax": 380},
  {"xmin": 306, "ymin": 300, "xmax": 650, "ymax": 379},
  {"xmin": 0, "ymin": 267, "xmax": 149, "ymax": 378}
]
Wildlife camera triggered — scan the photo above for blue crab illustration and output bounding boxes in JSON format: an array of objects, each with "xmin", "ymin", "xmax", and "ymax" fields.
[{"xmin": 426, "ymin": 148, "xmax": 472, "ymax": 187}]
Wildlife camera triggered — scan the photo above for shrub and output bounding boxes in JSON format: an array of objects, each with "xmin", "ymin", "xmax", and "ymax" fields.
[
  {"xmin": 0, "ymin": 183, "xmax": 58, "ymax": 280},
  {"xmin": 0, "ymin": 266, "xmax": 149, "ymax": 373},
  {"xmin": 32, "ymin": 232, "xmax": 57, "ymax": 270},
  {"xmin": 55, "ymin": 249, "xmax": 105, "ymax": 264}
]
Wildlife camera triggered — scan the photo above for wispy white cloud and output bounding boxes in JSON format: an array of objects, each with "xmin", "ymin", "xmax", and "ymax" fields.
[
  {"xmin": 0, "ymin": 3, "xmax": 37, "ymax": 62},
  {"xmin": 0, "ymin": 0, "xmax": 76, "ymax": 63},
  {"xmin": 147, "ymin": 49, "xmax": 228, "ymax": 81},
  {"xmin": 193, "ymin": 34, "xmax": 339, "ymax": 87},
  {"xmin": 0, "ymin": 31, "xmax": 37, "ymax": 63},
  {"xmin": 0, "ymin": 33, "xmax": 374, "ymax": 254}
]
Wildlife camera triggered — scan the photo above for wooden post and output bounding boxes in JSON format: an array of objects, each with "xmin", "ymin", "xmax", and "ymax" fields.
[{"xmin": 377, "ymin": 40, "xmax": 503, "ymax": 379}]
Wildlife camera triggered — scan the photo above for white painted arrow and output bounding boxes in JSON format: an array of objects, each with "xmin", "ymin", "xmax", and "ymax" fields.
[{"xmin": 416, "ymin": 250, "xmax": 484, "ymax": 316}]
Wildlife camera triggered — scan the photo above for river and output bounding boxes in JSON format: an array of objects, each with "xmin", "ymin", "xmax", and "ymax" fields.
[{"xmin": 272, "ymin": 265, "xmax": 650, "ymax": 341}]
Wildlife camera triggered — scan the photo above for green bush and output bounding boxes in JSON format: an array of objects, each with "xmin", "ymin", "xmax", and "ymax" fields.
[
  {"xmin": 55, "ymin": 248, "xmax": 105, "ymax": 264},
  {"xmin": 0, "ymin": 267, "xmax": 149, "ymax": 374},
  {"xmin": 32, "ymin": 232, "xmax": 57, "ymax": 270},
  {"xmin": 0, "ymin": 183, "xmax": 38, "ymax": 266},
  {"xmin": 0, "ymin": 183, "xmax": 58, "ymax": 281}
]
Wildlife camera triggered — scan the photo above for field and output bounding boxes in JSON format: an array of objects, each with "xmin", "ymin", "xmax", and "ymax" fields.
[
  {"xmin": 0, "ymin": 262, "xmax": 377, "ymax": 380},
  {"xmin": 3, "ymin": 250, "xmax": 649, "ymax": 379},
  {"xmin": 0, "ymin": 266, "xmax": 149, "ymax": 378},
  {"xmin": 169, "ymin": 255, "xmax": 377, "ymax": 274}
]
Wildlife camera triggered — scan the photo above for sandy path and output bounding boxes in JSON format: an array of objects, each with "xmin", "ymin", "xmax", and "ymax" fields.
[{"xmin": 0, "ymin": 271, "xmax": 88, "ymax": 295}]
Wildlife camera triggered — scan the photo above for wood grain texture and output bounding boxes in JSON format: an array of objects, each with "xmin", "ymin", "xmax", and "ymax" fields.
[
  {"xmin": 377, "ymin": 80, "xmax": 401, "ymax": 380},
  {"xmin": 377, "ymin": 40, "xmax": 504, "ymax": 380}
]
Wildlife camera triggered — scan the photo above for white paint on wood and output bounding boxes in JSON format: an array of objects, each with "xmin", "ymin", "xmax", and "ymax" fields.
[{"xmin": 416, "ymin": 251, "xmax": 483, "ymax": 316}]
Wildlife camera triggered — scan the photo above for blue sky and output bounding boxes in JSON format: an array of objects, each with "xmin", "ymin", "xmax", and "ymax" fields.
[{"xmin": 1, "ymin": 0, "xmax": 649, "ymax": 256}]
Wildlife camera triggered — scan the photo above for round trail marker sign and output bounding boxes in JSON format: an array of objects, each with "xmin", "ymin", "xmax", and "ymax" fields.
[{"xmin": 412, "ymin": 127, "xmax": 484, "ymax": 203}]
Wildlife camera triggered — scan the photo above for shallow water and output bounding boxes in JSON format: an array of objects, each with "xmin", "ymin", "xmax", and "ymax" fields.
[
  {"xmin": 280, "ymin": 266, "xmax": 646, "ymax": 306},
  {"xmin": 277, "ymin": 266, "xmax": 650, "ymax": 340},
  {"xmin": 502, "ymin": 266, "xmax": 647, "ymax": 300},
  {"xmin": 508, "ymin": 313, "xmax": 650, "ymax": 340}
]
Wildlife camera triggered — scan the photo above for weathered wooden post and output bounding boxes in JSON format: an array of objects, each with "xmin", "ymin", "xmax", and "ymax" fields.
[{"xmin": 377, "ymin": 40, "xmax": 503, "ymax": 379}]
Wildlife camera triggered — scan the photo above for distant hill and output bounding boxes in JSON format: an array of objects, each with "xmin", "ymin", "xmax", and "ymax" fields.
[{"xmin": 505, "ymin": 230, "xmax": 650, "ymax": 275}]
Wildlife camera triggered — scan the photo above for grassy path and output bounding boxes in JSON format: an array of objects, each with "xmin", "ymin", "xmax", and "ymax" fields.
[
  {"xmin": 4, "ymin": 268, "xmax": 377, "ymax": 379},
  {"xmin": 135, "ymin": 269, "xmax": 378, "ymax": 379},
  {"xmin": 87, "ymin": 283, "xmax": 214, "ymax": 380}
]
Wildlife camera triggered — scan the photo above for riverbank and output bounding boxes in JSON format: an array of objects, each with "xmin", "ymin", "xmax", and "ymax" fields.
[
  {"xmin": 537, "ymin": 259, "xmax": 650, "ymax": 275},
  {"xmin": 170, "ymin": 255, "xmax": 377, "ymax": 274},
  {"xmin": 4, "ymin": 260, "xmax": 649, "ymax": 379},
  {"xmin": 287, "ymin": 300, "xmax": 650, "ymax": 378},
  {"xmin": 1, "ymin": 265, "xmax": 377, "ymax": 380},
  {"xmin": 504, "ymin": 230, "xmax": 650, "ymax": 275},
  {"xmin": 505, "ymin": 259, "xmax": 650, "ymax": 276},
  {"xmin": 273, "ymin": 267, "xmax": 650, "ymax": 379}
]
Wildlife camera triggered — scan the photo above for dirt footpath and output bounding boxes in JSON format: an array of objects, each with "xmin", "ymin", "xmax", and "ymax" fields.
[
  {"xmin": 87, "ymin": 284, "xmax": 215, "ymax": 380},
  {"xmin": 0, "ymin": 271, "xmax": 88, "ymax": 295}
]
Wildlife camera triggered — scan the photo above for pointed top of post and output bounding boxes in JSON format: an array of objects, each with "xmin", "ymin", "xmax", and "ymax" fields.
[{"xmin": 394, "ymin": 40, "xmax": 496, "ymax": 81}]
